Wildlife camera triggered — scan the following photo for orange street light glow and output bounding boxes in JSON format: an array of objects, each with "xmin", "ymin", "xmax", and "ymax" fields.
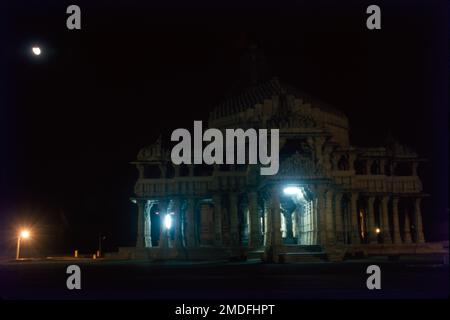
[{"xmin": 20, "ymin": 230, "xmax": 30, "ymax": 238}]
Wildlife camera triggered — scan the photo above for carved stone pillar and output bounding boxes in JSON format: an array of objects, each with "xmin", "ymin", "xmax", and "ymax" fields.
[
  {"xmin": 271, "ymin": 187, "xmax": 282, "ymax": 247},
  {"xmin": 263, "ymin": 199, "xmax": 271, "ymax": 247},
  {"xmin": 391, "ymin": 162, "xmax": 398, "ymax": 176},
  {"xmin": 136, "ymin": 199, "xmax": 145, "ymax": 248},
  {"xmin": 392, "ymin": 197, "xmax": 402, "ymax": 244},
  {"xmin": 350, "ymin": 193, "xmax": 360, "ymax": 244},
  {"xmin": 349, "ymin": 153, "xmax": 357, "ymax": 172},
  {"xmin": 283, "ymin": 211, "xmax": 294, "ymax": 241},
  {"xmin": 159, "ymin": 164, "xmax": 167, "ymax": 178},
  {"xmin": 229, "ymin": 193, "xmax": 239, "ymax": 246},
  {"xmin": 380, "ymin": 159, "xmax": 386, "ymax": 175},
  {"xmin": 239, "ymin": 199, "xmax": 249, "ymax": 245},
  {"xmin": 264, "ymin": 185, "xmax": 283, "ymax": 262},
  {"xmin": 248, "ymin": 191, "xmax": 261, "ymax": 248},
  {"xmin": 174, "ymin": 165, "xmax": 180, "ymax": 177},
  {"xmin": 312, "ymin": 199, "xmax": 318, "ymax": 245},
  {"xmin": 366, "ymin": 196, "xmax": 377, "ymax": 244},
  {"xmin": 316, "ymin": 191, "xmax": 327, "ymax": 245},
  {"xmin": 293, "ymin": 207, "xmax": 300, "ymax": 243},
  {"xmin": 331, "ymin": 154, "xmax": 339, "ymax": 171},
  {"xmin": 325, "ymin": 190, "xmax": 336, "ymax": 244},
  {"xmin": 366, "ymin": 160, "xmax": 373, "ymax": 175},
  {"xmin": 158, "ymin": 200, "xmax": 169, "ymax": 248},
  {"xmin": 188, "ymin": 164, "xmax": 194, "ymax": 177},
  {"xmin": 322, "ymin": 144, "xmax": 333, "ymax": 172},
  {"xmin": 212, "ymin": 194, "xmax": 223, "ymax": 246},
  {"xmin": 335, "ymin": 192, "xmax": 344, "ymax": 244},
  {"xmin": 381, "ymin": 196, "xmax": 392, "ymax": 244},
  {"xmin": 172, "ymin": 198, "xmax": 182, "ymax": 249},
  {"xmin": 185, "ymin": 198, "xmax": 196, "ymax": 247},
  {"xmin": 412, "ymin": 162, "xmax": 419, "ymax": 176},
  {"xmin": 414, "ymin": 198, "xmax": 425, "ymax": 243},
  {"xmin": 144, "ymin": 201, "xmax": 153, "ymax": 248},
  {"xmin": 137, "ymin": 164, "xmax": 144, "ymax": 179},
  {"xmin": 403, "ymin": 210, "xmax": 413, "ymax": 244},
  {"xmin": 313, "ymin": 136, "xmax": 326, "ymax": 170}
]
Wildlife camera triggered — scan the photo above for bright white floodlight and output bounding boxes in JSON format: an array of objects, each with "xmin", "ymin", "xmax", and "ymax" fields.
[
  {"xmin": 283, "ymin": 186, "xmax": 302, "ymax": 195},
  {"xmin": 164, "ymin": 214, "xmax": 172, "ymax": 230},
  {"xmin": 16, "ymin": 229, "xmax": 31, "ymax": 260}
]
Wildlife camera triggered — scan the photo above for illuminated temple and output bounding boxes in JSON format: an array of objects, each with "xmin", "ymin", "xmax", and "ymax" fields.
[{"xmin": 121, "ymin": 51, "xmax": 441, "ymax": 262}]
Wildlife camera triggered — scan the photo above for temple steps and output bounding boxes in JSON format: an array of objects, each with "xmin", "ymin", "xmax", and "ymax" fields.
[
  {"xmin": 279, "ymin": 245, "xmax": 327, "ymax": 263},
  {"xmin": 246, "ymin": 245, "xmax": 328, "ymax": 263},
  {"xmin": 184, "ymin": 247, "xmax": 236, "ymax": 260},
  {"xmin": 247, "ymin": 250, "xmax": 265, "ymax": 260},
  {"xmin": 278, "ymin": 251, "xmax": 327, "ymax": 263},
  {"xmin": 283, "ymin": 244, "xmax": 323, "ymax": 253}
]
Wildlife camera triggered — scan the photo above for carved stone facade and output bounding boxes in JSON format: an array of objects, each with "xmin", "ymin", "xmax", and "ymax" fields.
[{"xmin": 125, "ymin": 77, "xmax": 435, "ymax": 262}]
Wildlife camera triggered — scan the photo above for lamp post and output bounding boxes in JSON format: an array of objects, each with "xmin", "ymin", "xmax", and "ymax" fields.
[
  {"xmin": 16, "ymin": 230, "xmax": 30, "ymax": 260},
  {"xmin": 97, "ymin": 233, "xmax": 106, "ymax": 257}
]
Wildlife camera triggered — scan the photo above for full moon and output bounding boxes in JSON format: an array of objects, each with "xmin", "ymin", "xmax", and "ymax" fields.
[{"xmin": 32, "ymin": 46, "xmax": 41, "ymax": 55}]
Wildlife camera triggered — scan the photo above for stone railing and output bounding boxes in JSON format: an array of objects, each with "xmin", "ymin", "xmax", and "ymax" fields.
[
  {"xmin": 134, "ymin": 172, "xmax": 248, "ymax": 198},
  {"xmin": 135, "ymin": 177, "xmax": 212, "ymax": 197},
  {"xmin": 332, "ymin": 174, "xmax": 423, "ymax": 193},
  {"xmin": 390, "ymin": 176, "xmax": 423, "ymax": 193},
  {"xmin": 354, "ymin": 176, "xmax": 389, "ymax": 192}
]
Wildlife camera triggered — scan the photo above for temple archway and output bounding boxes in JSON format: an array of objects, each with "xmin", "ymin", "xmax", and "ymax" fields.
[{"xmin": 279, "ymin": 184, "xmax": 317, "ymax": 245}]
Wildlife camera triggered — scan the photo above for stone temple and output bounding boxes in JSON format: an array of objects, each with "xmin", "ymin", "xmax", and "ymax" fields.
[{"xmin": 121, "ymin": 51, "xmax": 442, "ymax": 262}]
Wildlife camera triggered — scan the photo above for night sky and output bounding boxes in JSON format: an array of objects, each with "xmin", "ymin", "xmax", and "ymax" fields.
[{"xmin": 0, "ymin": 0, "xmax": 448, "ymax": 256}]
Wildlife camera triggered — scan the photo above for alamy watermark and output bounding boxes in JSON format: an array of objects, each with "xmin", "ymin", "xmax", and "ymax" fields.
[
  {"xmin": 366, "ymin": 265, "xmax": 381, "ymax": 290},
  {"xmin": 171, "ymin": 121, "xmax": 279, "ymax": 175},
  {"xmin": 66, "ymin": 264, "xmax": 81, "ymax": 290}
]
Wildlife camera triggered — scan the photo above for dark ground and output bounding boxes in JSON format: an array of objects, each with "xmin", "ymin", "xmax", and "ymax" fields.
[{"xmin": 0, "ymin": 259, "xmax": 448, "ymax": 300}]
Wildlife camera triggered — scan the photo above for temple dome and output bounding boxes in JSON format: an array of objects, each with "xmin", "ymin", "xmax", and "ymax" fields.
[{"xmin": 210, "ymin": 77, "xmax": 345, "ymax": 121}]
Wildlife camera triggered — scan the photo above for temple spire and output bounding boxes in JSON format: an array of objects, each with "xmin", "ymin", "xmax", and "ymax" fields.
[{"xmin": 238, "ymin": 42, "xmax": 269, "ymax": 87}]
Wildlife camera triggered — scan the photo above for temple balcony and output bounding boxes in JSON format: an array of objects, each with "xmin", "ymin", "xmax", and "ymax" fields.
[
  {"xmin": 333, "ymin": 174, "xmax": 423, "ymax": 193},
  {"xmin": 134, "ymin": 172, "xmax": 248, "ymax": 198},
  {"xmin": 355, "ymin": 175, "xmax": 422, "ymax": 193}
]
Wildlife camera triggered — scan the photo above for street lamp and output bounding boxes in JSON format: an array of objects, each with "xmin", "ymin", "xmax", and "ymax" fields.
[
  {"xmin": 16, "ymin": 230, "xmax": 30, "ymax": 260},
  {"xmin": 97, "ymin": 233, "xmax": 106, "ymax": 257}
]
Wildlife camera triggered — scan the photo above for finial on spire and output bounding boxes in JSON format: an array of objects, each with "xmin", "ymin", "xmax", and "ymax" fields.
[{"xmin": 238, "ymin": 39, "xmax": 269, "ymax": 87}]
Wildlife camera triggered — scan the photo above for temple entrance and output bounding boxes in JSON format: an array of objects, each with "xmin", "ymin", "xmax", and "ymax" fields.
[
  {"xmin": 198, "ymin": 202, "xmax": 214, "ymax": 245},
  {"xmin": 280, "ymin": 185, "xmax": 317, "ymax": 245}
]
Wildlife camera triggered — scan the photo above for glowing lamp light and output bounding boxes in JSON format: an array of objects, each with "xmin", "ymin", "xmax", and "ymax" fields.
[
  {"xmin": 375, "ymin": 228, "xmax": 381, "ymax": 234},
  {"xmin": 283, "ymin": 186, "xmax": 302, "ymax": 196},
  {"xmin": 32, "ymin": 46, "xmax": 41, "ymax": 56},
  {"xmin": 20, "ymin": 230, "xmax": 30, "ymax": 239},
  {"xmin": 164, "ymin": 214, "xmax": 172, "ymax": 230},
  {"xmin": 16, "ymin": 229, "xmax": 31, "ymax": 260}
]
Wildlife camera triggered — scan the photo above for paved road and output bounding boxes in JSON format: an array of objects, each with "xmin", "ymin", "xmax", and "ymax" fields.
[{"xmin": 0, "ymin": 259, "xmax": 448, "ymax": 299}]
